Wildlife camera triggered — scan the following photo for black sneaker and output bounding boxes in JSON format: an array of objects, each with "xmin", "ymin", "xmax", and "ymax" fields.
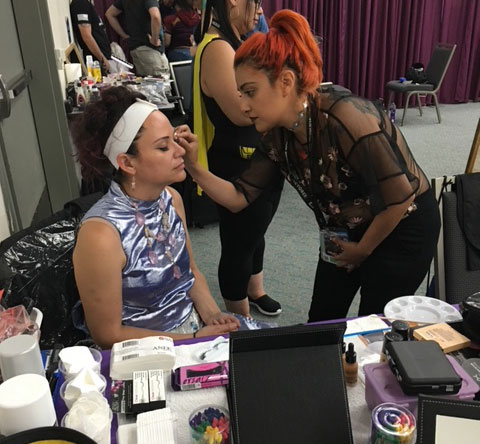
[{"xmin": 248, "ymin": 295, "xmax": 282, "ymax": 316}]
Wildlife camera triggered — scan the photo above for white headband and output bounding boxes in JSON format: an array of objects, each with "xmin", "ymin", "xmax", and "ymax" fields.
[{"xmin": 103, "ymin": 98, "xmax": 157, "ymax": 169}]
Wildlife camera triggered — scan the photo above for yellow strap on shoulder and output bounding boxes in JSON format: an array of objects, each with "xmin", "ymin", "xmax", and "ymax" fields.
[{"xmin": 193, "ymin": 33, "xmax": 219, "ymax": 195}]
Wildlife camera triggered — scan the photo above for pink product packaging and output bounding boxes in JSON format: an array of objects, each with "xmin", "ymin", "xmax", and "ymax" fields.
[
  {"xmin": 171, "ymin": 361, "xmax": 229, "ymax": 391},
  {"xmin": 364, "ymin": 355, "xmax": 479, "ymax": 417}
]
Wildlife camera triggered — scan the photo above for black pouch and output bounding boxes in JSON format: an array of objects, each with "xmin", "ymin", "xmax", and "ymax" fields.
[
  {"xmin": 386, "ymin": 340, "xmax": 462, "ymax": 396},
  {"xmin": 228, "ymin": 322, "xmax": 353, "ymax": 444},
  {"xmin": 406, "ymin": 62, "xmax": 428, "ymax": 83}
]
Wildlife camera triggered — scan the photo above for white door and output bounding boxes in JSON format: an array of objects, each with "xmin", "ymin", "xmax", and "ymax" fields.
[
  {"xmin": 0, "ymin": 0, "xmax": 50, "ymax": 237},
  {"xmin": 0, "ymin": 0, "xmax": 79, "ymax": 240}
]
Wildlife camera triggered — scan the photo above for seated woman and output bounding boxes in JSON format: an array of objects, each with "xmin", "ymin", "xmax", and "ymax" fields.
[{"xmin": 72, "ymin": 86, "xmax": 239, "ymax": 349}]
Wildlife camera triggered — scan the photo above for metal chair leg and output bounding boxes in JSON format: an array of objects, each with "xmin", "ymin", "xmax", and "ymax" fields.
[
  {"xmin": 401, "ymin": 92, "xmax": 414, "ymax": 126},
  {"xmin": 416, "ymin": 93, "xmax": 423, "ymax": 116},
  {"xmin": 432, "ymin": 93, "xmax": 441, "ymax": 123}
]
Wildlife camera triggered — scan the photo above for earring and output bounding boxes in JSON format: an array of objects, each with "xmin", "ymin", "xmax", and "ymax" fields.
[{"xmin": 131, "ymin": 175, "xmax": 136, "ymax": 190}]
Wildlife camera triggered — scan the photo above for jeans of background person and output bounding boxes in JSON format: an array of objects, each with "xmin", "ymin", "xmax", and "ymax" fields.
[
  {"xmin": 130, "ymin": 46, "xmax": 170, "ymax": 76},
  {"xmin": 167, "ymin": 47, "xmax": 192, "ymax": 62},
  {"xmin": 217, "ymin": 188, "xmax": 282, "ymax": 302},
  {"xmin": 308, "ymin": 189, "xmax": 441, "ymax": 322}
]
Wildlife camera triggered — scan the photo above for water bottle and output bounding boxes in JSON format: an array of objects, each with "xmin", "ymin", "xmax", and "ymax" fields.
[
  {"xmin": 92, "ymin": 61, "xmax": 102, "ymax": 83},
  {"xmin": 86, "ymin": 55, "xmax": 94, "ymax": 79},
  {"xmin": 389, "ymin": 101, "xmax": 396, "ymax": 124}
]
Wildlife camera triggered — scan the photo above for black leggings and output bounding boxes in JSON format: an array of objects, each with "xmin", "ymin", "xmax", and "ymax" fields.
[
  {"xmin": 308, "ymin": 190, "xmax": 441, "ymax": 322},
  {"xmin": 217, "ymin": 188, "xmax": 282, "ymax": 301}
]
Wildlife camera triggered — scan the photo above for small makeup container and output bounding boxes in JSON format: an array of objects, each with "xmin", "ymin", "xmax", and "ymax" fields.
[
  {"xmin": 380, "ymin": 331, "xmax": 404, "ymax": 363},
  {"xmin": 391, "ymin": 320, "xmax": 409, "ymax": 341},
  {"xmin": 344, "ymin": 343, "xmax": 358, "ymax": 386},
  {"xmin": 189, "ymin": 406, "xmax": 230, "ymax": 444},
  {"xmin": 171, "ymin": 361, "xmax": 229, "ymax": 391},
  {"xmin": 371, "ymin": 403, "xmax": 416, "ymax": 444}
]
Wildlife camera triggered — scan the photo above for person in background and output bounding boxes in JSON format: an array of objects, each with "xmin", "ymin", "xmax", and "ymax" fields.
[
  {"xmin": 70, "ymin": 0, "xmax": 112, "ymax": 72},
  {"xmin": 164, "ymin": 0, "xmax": 200, "ymax": 62},
  {"xmin": 71, "ymin": 86, "xmax": 239, "ymax": 349},
  {"xmin": 245, "ymin": 10, "xmax": 268, "ymax": 37},
  {"xmin": 184, "ymin": 10, "xmax": 441, "ymax": 322},
  {"xmin": 106, "ymin": 0, "xmax": 169, "ymax": 77},
  {"xmin": 160, "ymin": 0, "xmax": 176, "ymax": 18},
  {"xmin": 193, "ymin": 0, "xmax": 284, "ymax": 318}
]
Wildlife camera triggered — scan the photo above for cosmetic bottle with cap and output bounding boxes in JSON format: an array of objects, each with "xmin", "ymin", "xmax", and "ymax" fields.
[
  {"xmin": 380, "ymin": 331, "xmax": 403, "ymax": 363},
  {"xmin": 391, "ymin": 320, "xmax": 409, "ymax": 341},
  {"xmin": 344, "ymin": 343, "xmax": 358, "ymax": 386}
]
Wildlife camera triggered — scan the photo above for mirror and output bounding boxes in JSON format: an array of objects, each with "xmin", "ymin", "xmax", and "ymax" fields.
[{"xmin": 64, "ymin": 42, "xmax": 87, "ymax": 77}]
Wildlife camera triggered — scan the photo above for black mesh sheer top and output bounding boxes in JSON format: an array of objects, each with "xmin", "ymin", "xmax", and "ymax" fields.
[{"xmin": 234, "ymin": 89, "xmax": 429, "ymax": 234}]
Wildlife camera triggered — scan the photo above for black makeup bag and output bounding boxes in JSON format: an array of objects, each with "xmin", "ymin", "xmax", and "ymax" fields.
[{"xmin": 385, "ymin": 340, "xmax": 462, "ymax": 396}]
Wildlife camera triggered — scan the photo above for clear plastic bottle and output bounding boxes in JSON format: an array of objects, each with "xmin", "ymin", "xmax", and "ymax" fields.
[
  {"xmin": 92, "ymin": 61, "xmax": 102, "ymax": 83},
  {"xmin": 389, "ymin": 101, "xmax": 396, "ymax": 124},
  {"xmin": 86, "ymin": 55, "xmax": 94, "ymax": 79},
  {"xmin": 90, "ymin": 86, "xmax": 100, "ymax": 103}
]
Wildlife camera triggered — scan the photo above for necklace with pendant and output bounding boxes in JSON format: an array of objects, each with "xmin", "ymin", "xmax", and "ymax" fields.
[
  {"xmin": 288, "ymin": 100, "xmax": 308, "ymax": 132},
  {"xmin": 130, "ymin": 196, "xmax": 182, "ymax": 279}
]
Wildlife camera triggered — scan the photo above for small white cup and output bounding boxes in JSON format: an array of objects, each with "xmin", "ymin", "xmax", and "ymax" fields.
[
  {"xmin": 0, "ymin": 373, "xmax": 57, "ymax": 436},
  {"xmin": 63, "ymin": 392, "xmax": 112, "ymax": 444},
  {"xmin": 0, "ymin": 334, "xmax": 44, "ymax": 380}
]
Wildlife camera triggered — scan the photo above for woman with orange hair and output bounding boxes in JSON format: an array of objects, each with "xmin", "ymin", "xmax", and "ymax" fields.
[{"xmin": 180, "ymin": 9, "xmax": 440, "ymax": 321}]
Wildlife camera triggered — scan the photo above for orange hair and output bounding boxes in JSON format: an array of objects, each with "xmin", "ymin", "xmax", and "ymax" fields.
[{"xmin": 234, "ymin": 10, "xmax": 323, "ymax": 94}]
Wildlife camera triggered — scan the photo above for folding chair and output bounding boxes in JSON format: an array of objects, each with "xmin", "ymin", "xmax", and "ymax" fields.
[
  {"xmin": 169, "ymin": 60, "xmax": 193, "ymax": 126},
  {"xmin": 386, "ymin": 43, "xmax": 456, "ymax": 125},
  {"xmin": 432, "ymin": 176, "xmax": 480, "ymax": 304}
]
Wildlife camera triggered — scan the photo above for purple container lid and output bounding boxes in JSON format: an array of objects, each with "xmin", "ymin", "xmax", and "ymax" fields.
[{"xmin": 364, "ymin": 355, "xmax": 479, "ymax": 417}]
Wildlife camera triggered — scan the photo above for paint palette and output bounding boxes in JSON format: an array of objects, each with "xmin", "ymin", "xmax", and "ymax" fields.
[{"xmin": 384, "ymin": 296, "xmax": 463, "ymax": 323}]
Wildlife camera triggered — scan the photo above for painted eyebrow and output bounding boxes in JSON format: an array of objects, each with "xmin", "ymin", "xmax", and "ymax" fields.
[
  {"xmin": 153, "ymin": 136, "xmax": 170, "ymax": 143},
  {"xmin": 238, "ymin": 82, "xmax": 256, "ymax": 91}
]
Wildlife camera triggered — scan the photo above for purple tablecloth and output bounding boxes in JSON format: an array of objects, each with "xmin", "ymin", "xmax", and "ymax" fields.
[{"xmin": 52, "ymin": 318, "xmax": 352, "ymax": 443}]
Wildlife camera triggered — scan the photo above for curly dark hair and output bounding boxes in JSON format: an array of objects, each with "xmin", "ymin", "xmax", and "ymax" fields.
[
  {"xmin": 174, "ymin": 0, "xmax": 193, "ymax": 11},
  {"xmin": 71, "ymin": 86, "xmax": 146, "ymax": 185}
]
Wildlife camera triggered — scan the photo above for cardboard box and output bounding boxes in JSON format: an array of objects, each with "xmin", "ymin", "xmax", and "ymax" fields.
[{"xmin": 413, "ymin": 323, "xmax": 471, "ymax": 353}]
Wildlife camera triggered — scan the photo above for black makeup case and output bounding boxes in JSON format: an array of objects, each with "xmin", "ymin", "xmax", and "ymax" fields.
[
  {"xmin": 385, "ymin": 340, "xmax": 462, "ymax": 396},
  {"xmin": 227, "ymin": 322, "xmax": 353, "ymax": 444}
]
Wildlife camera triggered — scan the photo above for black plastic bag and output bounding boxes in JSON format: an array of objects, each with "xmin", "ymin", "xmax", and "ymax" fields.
[
  {"xmin": 406, "ymin": 62, "xmax": 428, "ymax": 84},
  {"xmin": 0, "ymin": 193, "xmax": 101, "ymax": 349}
]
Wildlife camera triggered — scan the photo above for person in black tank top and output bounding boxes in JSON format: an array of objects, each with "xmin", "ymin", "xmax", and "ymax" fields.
[{"xmin": 194, "ymin": 0, "xmax": 284, "ymax": 317}]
